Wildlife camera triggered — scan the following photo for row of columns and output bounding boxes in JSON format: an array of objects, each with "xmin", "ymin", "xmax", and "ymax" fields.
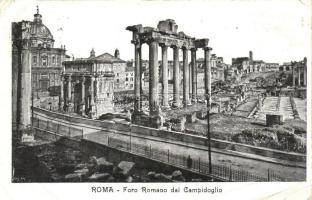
[
  {"xmin": 59, "ymin": 74, "xmax": 96, "ymax": 117},
  {"xmin": 292, "ymin": 66, "xmax": 307, "ymax": 87},
  {"xmin": 133, "ymin": 40, "xmax": 212, "ymax": 116}
]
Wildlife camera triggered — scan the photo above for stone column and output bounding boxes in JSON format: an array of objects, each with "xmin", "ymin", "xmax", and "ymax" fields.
[
  {"xmin": 89, "ymin": 76, "xmax": 96, "ymax": 118},
  {"xmin": 67, "ymin": 74, "xmax": 74, "ymax": 112},
  {"xmin": 148, "ymin": 40, "xmax": 159, "ymax": 115},
  {"xmin": 161, "ymin": 44, "xmax": 169, "ymax": 108},
  {"xmin": 204, "ymin": 47, "xmax": 212, "ymax": 108},
  {"xmin": 183, "ymin": 47, "xmax": 190, "ymax": 107},
  {"xmin": 292, "ymin": 64, "xmax": 296, "ymax": 86},
  {"xmin": 18, "ymin": 48, "xmax": 32, "ymax": 131},
  {"xmin": 80, "ymin": 76, "xmax": 86, "ymax": 115},
  {"xmin": 67, "ymin": 75, "xmax": 72, "ymax": 102},
  {"xmin": 59, "ymin": 75, "xmax": 64, "ymax": 111},
  {"xmin": 304, "ymin": 59, "xmax": 307, "ymax": 86},
  {"xmin": 297, "ymin": 67, "xmax": 301, "ymax": 86},
  {"xmin": 172, "ymin": 46, "xmax": 180, "ymax": 108},
  {"xmin": 134, "ymin": 42, "xmax": 141, "ymax": 112},
  {"xmin": 191, "ymin": 48, "xmax": 197, "ymax": 102}
]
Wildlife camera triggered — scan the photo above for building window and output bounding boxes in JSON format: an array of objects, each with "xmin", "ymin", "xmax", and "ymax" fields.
[
  {"xmin": 130, "ymin": 77, "xmax": 133, "ymax": 81},
  {"xmin": 107, "ymin": 93, "xmax": 110, "ymax": 97},
  {"xmin": 117, "ymin": 73, "xmax": 119, "ymax": 76},
  {"xmin": 32, "ymin": 56, "xmax": 37, "ymax": 65},
  {"xmin": 131, "ymin": 73, "xmax": 133, "ymax": 76},
  {"xmin": 39, "ymin": 80, "xmax": 49, "ymax": 90},
  {"xmin": 42, "ymin": 58, "xmax": 47, "ymax": 67},
  {"xmin": 126, "ymin": 77, "xmax": 128, "ymax": 81},
  {"xmin": 52, "ymin": 56, "xmax": 56, "ymax": 64},
  {"xmin": 116, "ymin": 79, "xmax": 119, "ymax": 83}
]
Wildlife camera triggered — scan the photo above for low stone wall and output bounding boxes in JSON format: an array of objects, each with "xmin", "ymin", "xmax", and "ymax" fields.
[
  {"xmin": 34, "ymin": 107, "xmax": 306, "ymax": 163},
  {"xmin": 132, "ymin": 124, "xmax": 306, "ymax": 162}
]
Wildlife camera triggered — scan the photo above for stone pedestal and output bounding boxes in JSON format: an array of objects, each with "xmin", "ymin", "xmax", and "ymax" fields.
[
  {"xmin": 67, "ymin": 102, "xmax": 74, "ymax": 113},
  {"xmin": 88, "ymin": 106, "xmax": 96, "ymax": 119},
  {"xmin": 79, "ymin": 103, "xmax": 85, "ymax": 115},
  {"xmin": 132, "ymin": 111, "xmax": 161, "ymax": 129}
]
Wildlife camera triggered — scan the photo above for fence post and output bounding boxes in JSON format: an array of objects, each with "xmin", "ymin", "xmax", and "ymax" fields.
[
  {"xmin": 199, "ymin": 158, "xmax": 200, "ymax": 172},
  {"xmin": 81, "ymin": 128, "xmax": 84, "ymax": 139},
  {"xmin": 267, "ymin": 169, "xmax": 270, "ymax": 181},
  {"xmin": 150, "ymin": 145, "xmax": 152, "ymax": 158},
  {"xmin": 167, "ymin": 149, "xmax": 170, "ymax": 163},
  {"xmin": 229, "ymin": 166, "xmax": 232, "ymax": 181},
  {"xmin": 57, "ymin": 123, "xmax": 60, "ymax": 134}
]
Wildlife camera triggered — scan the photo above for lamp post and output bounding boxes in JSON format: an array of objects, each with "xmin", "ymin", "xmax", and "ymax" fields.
[{"xmin": 207, "ymin": 94, "xmax": 212, "ymax": 175}]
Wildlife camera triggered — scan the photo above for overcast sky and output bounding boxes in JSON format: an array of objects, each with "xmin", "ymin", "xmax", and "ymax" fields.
[{"xmin": 5, "ymin": 0, "xmax": 311, "ymax": 64}]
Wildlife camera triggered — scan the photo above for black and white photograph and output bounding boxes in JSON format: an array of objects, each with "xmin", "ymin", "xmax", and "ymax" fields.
[{"xmin": 1, "ymin": 0, "xmax": 311, "ymax": 199}]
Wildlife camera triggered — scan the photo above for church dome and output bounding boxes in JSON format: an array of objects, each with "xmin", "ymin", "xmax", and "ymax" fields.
[{"xmin": 29, "ymin": 7, "xmax": 54, "ymax": 47}]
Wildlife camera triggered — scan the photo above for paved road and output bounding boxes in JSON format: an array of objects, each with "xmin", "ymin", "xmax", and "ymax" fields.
[{"xmin": 35, "ymin": 112, "xmax": 306, "ymax": 181}]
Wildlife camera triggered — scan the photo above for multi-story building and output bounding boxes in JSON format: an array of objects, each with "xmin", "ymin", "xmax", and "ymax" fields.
[
  {"xmin": 125, "ymin": 66, "xmax": 135, "ymax": 90},
  {"xmin": 111, "ymin": 49, "xmax": 128, "ymax": 92},
  {"xmin": 231, "ymin": 51, "xmax": 280, "ymax": 74},
  {"xmin": 13, "ymin": 8, "xmax": 68, "ymax": 98}
]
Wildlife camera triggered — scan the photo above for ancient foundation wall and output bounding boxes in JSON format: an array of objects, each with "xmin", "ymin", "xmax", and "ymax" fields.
[{"xmin": 33, "ymin": 107, "xmax": 306, "ymax": 163}]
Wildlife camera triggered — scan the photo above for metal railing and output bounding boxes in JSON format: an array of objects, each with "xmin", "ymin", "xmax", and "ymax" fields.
[
  {"xmin": 32, "ymin": 117, "xmax": 83, "ymax": 140},
  {"xmin": 107, "ymin": 136, "xmax": 285, "ymax": 182}
]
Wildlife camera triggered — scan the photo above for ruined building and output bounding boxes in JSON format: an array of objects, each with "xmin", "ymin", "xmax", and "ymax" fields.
[{"xmin": 62, "ymin": 49, "xmax": 116, "ymax": 118}]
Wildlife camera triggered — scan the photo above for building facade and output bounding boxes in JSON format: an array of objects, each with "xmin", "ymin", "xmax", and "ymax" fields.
[
  {"xmin": 111, "ymin": 49, "xmax": 128, "ymax": 92},
  {"xmin": 62, "ymin": 49, "xmax": 115, "ymax": 118}
]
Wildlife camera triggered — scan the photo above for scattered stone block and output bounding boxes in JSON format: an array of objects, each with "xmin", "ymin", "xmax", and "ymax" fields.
[
  {"xmin": 125, "ymin": 176, "xmax": 133, "ymax": 182},
  {"xmin": 74, "ymin": 168, "xmax": 89, "ymax": 180},
  {"xmin": 191, "ymin": 178, "xmax": 203, "ymax": 182},
  {"xmin": 56, "ymin": 163, "xmax": 76, "ymax": 174},
  {"xmin": 147, "ymin": 171, "xmax": 156, "ymax": 179},
  {"xmin": 64, "ymin": 173, "xmax": 82, "ymax": 182},
  {"xmin": 117, "ymin": 161, "xmax": 135, "ymax": 177},
  {"xmin": 172, "ymin": 170, "xmax": 186, "ymax": 182},
  {"xmin": 75, "ymin": 163, "xmax": 89, "ymax": 170},
  {"xmin": 88, "ymin": 173, "xmax": 110, "ymax": 182},
  {"xmin": 96, "ymin": 157, "xmax": 114, "ymax": 174},
  {"xmin": 106, "ymin": 175, "xmax": 115, "ymax": 182}
]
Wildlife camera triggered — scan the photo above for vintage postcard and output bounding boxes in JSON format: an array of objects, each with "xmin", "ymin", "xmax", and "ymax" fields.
[{"xmin": 1, "ymin": 0, "xmax": 311, "ymax": 199}]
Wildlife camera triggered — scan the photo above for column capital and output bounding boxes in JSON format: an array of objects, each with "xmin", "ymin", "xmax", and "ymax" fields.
[
  {"xmin": 182, "ymin": 46, "xmax": 191, "ymax": 50},
  {"xmin": 171, "ymin": 44, "xmax": 182, "ymax": 49},
  {"xmin": 146, "ymin": 38, "xmax": 158, "ymax": 45},
  {"xmin": 190, "ymin": 47, "xmax": 197, "ymax": 52},
  {"xmin": 203, "ymin": 47, "xmax": 213, "ymax": 52},
  {"xmin": 80, "ymin": 76, "xmax": 86, "ymax": 83},
  {"xmin": 159, "ymin": 42, "xmax": 170, "ymax": 48},
  {"xmin": 67, "ymin": 74, "xmax": 72, "ymax": 81}
]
